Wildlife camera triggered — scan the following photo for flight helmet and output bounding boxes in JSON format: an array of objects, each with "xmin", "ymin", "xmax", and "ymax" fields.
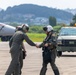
[{"xmin": 43, "ymin": 25, "xmax": 53, "ymax": 32}]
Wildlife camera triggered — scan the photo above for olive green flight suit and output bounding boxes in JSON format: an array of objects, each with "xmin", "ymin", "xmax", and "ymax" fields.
[{"xmin": 5, "ymin": 31, "xmax": 36, "ymax": 75}]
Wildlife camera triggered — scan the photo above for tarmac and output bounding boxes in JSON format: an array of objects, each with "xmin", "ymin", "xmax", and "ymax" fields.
[{"xmin": 0, "ymin": 42, "xmax": 76, "ymax": 75}]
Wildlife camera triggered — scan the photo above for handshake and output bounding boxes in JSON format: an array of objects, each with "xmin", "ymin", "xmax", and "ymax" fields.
[
  {"xmin": 35, "ymin": 44, "xmax": 40, "ymax": 48},
  {"xmin": 35, "ymin": 43, "xmax": 50, "ymax": 48}
]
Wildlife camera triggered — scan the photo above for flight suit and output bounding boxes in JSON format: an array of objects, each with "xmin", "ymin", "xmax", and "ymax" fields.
[
  {"xmin": 10, "ymin": 44, "xmax": 25, "ymax": 75},
  {"xmin": 5, "ymin": 31, "xmax": 36, "ymax": 75},
  {"xmin": 19, "ymin": 47, "xmax": 26, "ymax": 74},
  {"xmin": 39, "ymin": 32, "xmax": 60, "ymax": 75},
  {"xmin": 12, "ymin": 48, "xmax": 25, "ymax": 75}
]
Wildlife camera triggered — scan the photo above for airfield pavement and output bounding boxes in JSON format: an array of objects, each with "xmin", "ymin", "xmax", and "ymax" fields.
[{"xmin": 0, "ymin": 42, "xmax": 76, "ymax": 75}]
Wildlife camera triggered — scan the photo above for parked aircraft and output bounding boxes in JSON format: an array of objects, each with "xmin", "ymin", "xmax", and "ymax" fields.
[{"xmin": 0, "ymin": 23, "xmax": 16, "ymax": 41}]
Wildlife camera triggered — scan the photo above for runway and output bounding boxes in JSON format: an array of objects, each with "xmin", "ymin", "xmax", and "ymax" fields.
[{"xmin": 0, "ymin": 42, "xmax": 76, "ymax": 75}]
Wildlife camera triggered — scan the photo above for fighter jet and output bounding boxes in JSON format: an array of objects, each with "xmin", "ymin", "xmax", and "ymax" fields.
[{"xmin": 0, "ymin": 23, "xmax": 16, "ymax": 41}]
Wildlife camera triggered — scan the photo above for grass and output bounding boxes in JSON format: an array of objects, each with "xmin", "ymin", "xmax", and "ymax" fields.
[{"xmin": 26, "ymin": 33, "xmax": 46, "ymax": 42}]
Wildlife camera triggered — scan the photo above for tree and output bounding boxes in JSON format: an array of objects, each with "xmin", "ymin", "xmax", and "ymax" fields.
[
  {"xmin": 73, "ymin": 14, "xmax": 76, "ymax": 22},
  {"xmin": 70, "ymin": 14, "xmax": 76, "ymax": 26},
  {"xmin": 49, "ymin": 16, "xmax": 56, "ymax": 26}
]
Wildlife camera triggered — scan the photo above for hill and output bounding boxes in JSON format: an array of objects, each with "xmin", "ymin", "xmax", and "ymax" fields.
[
  {"xmin": 0, "ymin": 4, "xmax": 73, "ymax": 24},
  {"xmin": 64, "ymin": 8, "xmax": 76, "ymax": 15}
]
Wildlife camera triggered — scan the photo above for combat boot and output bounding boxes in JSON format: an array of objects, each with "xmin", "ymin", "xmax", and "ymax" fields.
[{"xmin": 53, "ymin": 69, "xmax": 60, "ymax": 75}]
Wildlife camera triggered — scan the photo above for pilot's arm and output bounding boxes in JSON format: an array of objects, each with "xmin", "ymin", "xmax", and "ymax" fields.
[{"xmin": 23, "ymin": 33, "xmax": 36, "ymax": 46}]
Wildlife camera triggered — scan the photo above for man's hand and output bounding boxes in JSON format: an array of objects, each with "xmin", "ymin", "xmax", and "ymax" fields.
[
  {"xmin": 36, "ymin": 44, "xmax": 39, "ymax": 48},
  {"xmin": 22, "ymin": 50, "xmax": 27, "ymax": 59},
  {"xmin": 44, "ymin": 43, "xmax": 48, "ymax": 47}
]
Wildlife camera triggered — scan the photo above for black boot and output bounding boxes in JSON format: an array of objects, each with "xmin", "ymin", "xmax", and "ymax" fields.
[
  {"xmin": 40, "ymin": 67, "xmax": 47, "ymax": 75},
  {"xmin": 53, "ymin": 69, "xmax": 60, "ymax": 75}
]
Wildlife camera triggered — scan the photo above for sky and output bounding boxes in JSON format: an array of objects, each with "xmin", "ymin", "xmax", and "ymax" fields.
[{"xmin": 0, "ymin": 0, "xmax": 76, "ymax": 10}]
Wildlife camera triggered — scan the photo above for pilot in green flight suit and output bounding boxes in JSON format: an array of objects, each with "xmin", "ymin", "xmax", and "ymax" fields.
[{"xmin": 5, "ymin": 24, "xmax": 36, "ymax": 75}]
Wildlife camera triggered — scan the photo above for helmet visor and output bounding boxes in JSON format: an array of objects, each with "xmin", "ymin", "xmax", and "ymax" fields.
[
  {"xmin": 43, "ymin": 27, "xmax": 47, "ymax": 31},
  {"xmin": 26, "ymin": 27, "xmax": 29, "ymax": 31}
]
